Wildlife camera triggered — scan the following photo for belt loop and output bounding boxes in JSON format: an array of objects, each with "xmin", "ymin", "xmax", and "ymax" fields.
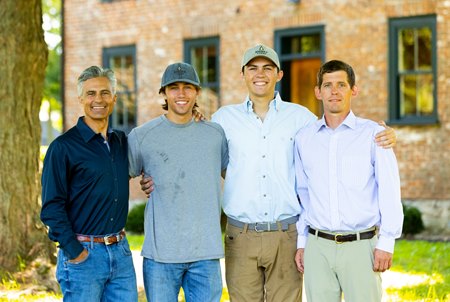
[
  {"xmin": 314, "ymin": 228, "xmax": 318, "ymax": 238},
  {"xmin": 243, "ymin": 223, "xmax": 248, "ymax": 233},
  {"xmin": 357, "ymin": 231, "xmax": 361, "ymax": 241},
  {"xmin": 277, "ymin": 221, "xmax": 282, "ymax": 232},
  {"xmin": 90, "ymin": 235, "xmax": 94, "ymax": 249}
]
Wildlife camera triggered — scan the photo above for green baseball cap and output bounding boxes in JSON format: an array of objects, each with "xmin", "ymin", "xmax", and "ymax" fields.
[
  {"xmin": 161, "ymin": 62, "xmax": 200, "ymax": 88},
  {"xmin": 241, "ymin": 44, "xmax": 280, "ymax": 69}
]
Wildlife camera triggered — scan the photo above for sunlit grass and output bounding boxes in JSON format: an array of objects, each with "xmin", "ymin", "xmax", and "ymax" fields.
[
  {"xmin": 127, "ymin": 233, "xmax": 145, "ymax": 251},
  {"xmin": 385, "ymin": 239, "xmax": 450, "ymax": 301},
  {"xmin": 1, "ymin": 237, "xmax": 447, "ymax": 301}
]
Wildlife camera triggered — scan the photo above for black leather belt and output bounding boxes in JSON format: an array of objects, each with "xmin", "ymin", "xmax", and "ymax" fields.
[
  {"xmin": 309, "ymin": 227, "xmax": 376, "ymax": 244},
  {"xmin": 228, "ymin": 216, "xmax": 298, "ymax": 232}
]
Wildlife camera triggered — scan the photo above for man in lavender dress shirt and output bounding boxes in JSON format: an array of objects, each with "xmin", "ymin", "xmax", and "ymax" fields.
[{"xmin": 294, "ymin": 60, "xmax": 404, "ymax": 302}]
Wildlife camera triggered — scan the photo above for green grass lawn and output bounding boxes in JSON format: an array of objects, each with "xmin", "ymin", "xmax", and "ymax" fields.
[
  {"xmin": 386, "ymin": 239, "xmax": 450, "ymax": 301},
  {"xmin": 1, "ymin": 236, "xmax": 448, "ymax": 301},
  {"xmin": 128, "ymin": 235, "xmax": 450, "ymax": 302}
]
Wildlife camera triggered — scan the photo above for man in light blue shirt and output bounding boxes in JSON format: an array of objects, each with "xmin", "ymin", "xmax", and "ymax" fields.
[
  {"xmin": 211, "ymin": 46, "xmax": 397, "ymax": 302},
  {"xmin": 294, "ymin": 60, "xmax": 403, "ymax": 302}
]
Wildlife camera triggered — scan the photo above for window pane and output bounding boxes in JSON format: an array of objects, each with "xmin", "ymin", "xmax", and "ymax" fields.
[
  {"xmin": 206, "ymin": 46, "xmax": 217, "ymax": 83},
  {"xmin": 399, "ymin": 74, "xmax": 417, "ymax": 117},
  {"xmin": 191, "ymin": 48, "xmax": 204, "ymax": 80},
  {"xmin": 417, "ymin": 74, "xmax": 434, "ymax": 115},
  {"xmin": 418, "ymin": 27, "xmax": 432, "ymax": 70},
  {"xmin": 398, "ymin": 29, "xmax": 415, "ymax": 71},
  {"xmin": 185, "ymin": 38, "xmax": 220, "ymax": 119},
  {"xmin": 280, "ymin": 34, "xmax": 320, "ymax": 55},
  {"xmin": 104, "ymin": 47, "xmax": 136, "ymax": 133},
  {"xmin": 400, "ymin": 74, "xmax": 434, "ymax": 117}
]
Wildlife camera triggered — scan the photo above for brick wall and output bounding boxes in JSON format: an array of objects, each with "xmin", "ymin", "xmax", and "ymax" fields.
[{"xmin": 64, "ymin": 0, "xmax": 450, "ymax": 232}]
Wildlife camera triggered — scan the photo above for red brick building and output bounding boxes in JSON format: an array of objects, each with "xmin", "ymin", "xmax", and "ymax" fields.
[{"xmin": 62, "ymin": 0, "xmax": 450, "ymax": 234}]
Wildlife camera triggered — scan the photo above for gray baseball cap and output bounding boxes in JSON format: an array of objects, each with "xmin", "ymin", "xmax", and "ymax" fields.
[
  {"xmin": 241, "ymin": 44, "xmax": 280, "ymax": 69},
  {"xmin": 161, "ymin": 62, "xmax": 200, "ymax": 88}
]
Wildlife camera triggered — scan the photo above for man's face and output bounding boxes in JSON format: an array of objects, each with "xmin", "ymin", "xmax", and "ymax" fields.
[
  {"xmin": 163, "ymin": 82, "xmax": 199, "ymax": 120},
  {"xmin": 79, "ymin": 77, "xmax": 116, "ymax": 123},
  {"xmin": 242, "ymin": 57, "xmax": 283, "ymax": 101},
  {"xmin": 315, "ymin": 70, "xmax": 357, "ymax": 116}
]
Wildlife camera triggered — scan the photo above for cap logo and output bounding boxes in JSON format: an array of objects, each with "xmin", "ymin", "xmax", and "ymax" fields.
[
  {"xmin": 255, "ymin": 45, "xmax": 268, "ymax": 55},
  {"xmin": 175, "ymin": 65, "xmax": 186, "ymax": 77}
]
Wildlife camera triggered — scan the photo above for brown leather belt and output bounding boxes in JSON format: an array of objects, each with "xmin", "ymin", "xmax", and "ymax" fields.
[
  {"xmin": 309, "ymin": 227, "xmax": 376, "ymax": 244},
  {"xmin": 76, "ymin": 230, "xmax": 126, "ymax": 245}
]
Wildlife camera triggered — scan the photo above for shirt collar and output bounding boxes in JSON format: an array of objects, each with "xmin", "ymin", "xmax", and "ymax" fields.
[
  {"xmin": 76, "ymin": 117, "xmax": 116, "ymax": 143},
  {"xmin": 316, "ymin": 110, "xmax": 356, "ymax": 132},
  {"xmin": 243, "ymin": 91, "xmax": 282, "ymax": 113}
]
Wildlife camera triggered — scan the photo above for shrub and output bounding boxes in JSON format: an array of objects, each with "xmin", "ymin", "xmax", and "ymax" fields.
[
  {"xmin": 126, "ymin": 202, "xmax": 146, "ymax": 234},
  {"xmin": 402, "ymin": 204, "xmax": 425, "ymax": 236}
]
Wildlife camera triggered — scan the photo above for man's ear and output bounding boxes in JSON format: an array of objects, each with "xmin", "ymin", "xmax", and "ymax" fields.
[
  {"xmin": 314, "ymin": 86, "xmax": 321, "ymax": 100},
  {"xmin": 277, "ymin": 70, "xmax": 284, "ymax": 82},
  {"xmin": 351, "ymin": 85, "xmax": 359, "ymax": 97}
]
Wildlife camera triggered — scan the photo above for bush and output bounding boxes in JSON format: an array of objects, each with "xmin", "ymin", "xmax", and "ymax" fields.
[
  {"xmin": 402, "ymin": 204, "xmax": 425, "ymax": 236},
  {"xmin": 126, "ymin": 202, "xmax": 146, "ymax": 234}
]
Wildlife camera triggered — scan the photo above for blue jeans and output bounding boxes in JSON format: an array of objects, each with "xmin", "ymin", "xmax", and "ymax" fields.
[
  {"xmin": 143, "ymin": 258, "xmax": 222, "ymax": 302},
  {"xmin": 56, "ymin": 237, "xmax": 138, "ymax": 302}
]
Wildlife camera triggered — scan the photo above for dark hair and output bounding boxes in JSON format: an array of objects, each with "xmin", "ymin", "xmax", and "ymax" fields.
[
  {"xmin": 159, "ymin": 85, "xmax": 200, "ymax": 111},
  {"xmin": 317, "ymin": 60, "xmax": 356, "ymax": 88}
]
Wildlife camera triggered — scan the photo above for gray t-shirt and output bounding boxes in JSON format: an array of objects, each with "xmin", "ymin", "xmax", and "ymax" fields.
[{"xmin": 128, "ymin": 115, "xmax": 228, "ymax": 263}]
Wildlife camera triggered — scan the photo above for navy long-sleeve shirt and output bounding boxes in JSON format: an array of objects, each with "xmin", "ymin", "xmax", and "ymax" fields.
[{"xmin": 41, "ymin": 117, "xmax": 129, "ymax": 259}]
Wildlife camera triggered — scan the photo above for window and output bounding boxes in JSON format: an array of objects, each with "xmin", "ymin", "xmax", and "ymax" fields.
[
  {"xmin": 275, "ymin": 26, "xmax": 325, "ymax": 117},
  {"xmin": 388, "ymin": 15, "xmax": 437, "ymax": 124},
  {"xmin": 184, "ymin": 37, "xmax": 220, "ymax": 119},
  {"xmin": 103, "ymin": 45, "xmax": 137, "ymax": 134}
]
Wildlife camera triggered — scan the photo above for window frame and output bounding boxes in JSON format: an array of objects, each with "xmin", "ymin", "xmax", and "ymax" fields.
[
  {"xmin": 388, "ymin": 15, "xmax": 438, "ymax": 125},
  {"xmin": 102, "ymin": 44, "xmax": 137, "ymax": 133},
  {"xmin": 274, "ymin": 25, "xmax": 325, "ymax": 95},
  {"xmin": 183, "ymin": 37, "xmax": 221, "ymax": 106}
]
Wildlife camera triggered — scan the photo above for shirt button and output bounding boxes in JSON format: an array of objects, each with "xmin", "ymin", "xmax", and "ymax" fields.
[
  {"xmin": 263, "ymin": 136, "xmax": 266, "ymax": 139},
  {"xmin": 263, "ymin": 194, "xmax": 267, "ymax": 197},
  {"xmin": 264, "ymin": 212, "xmax": 268, "ymax": 216},
  {"xmin": 110, "ymin": 218, "xmax": 114, "ymax": 221},
  {"xmin": 115, "ymin": 198, "xmax": 118, "ymax": 202},
  {"xmin": 262, "ymin": 175, "xmax": 266, "ymax": 178},
  {"xmin": 262, "ymin": 155, "xmax": 266, "ymax": 158}
]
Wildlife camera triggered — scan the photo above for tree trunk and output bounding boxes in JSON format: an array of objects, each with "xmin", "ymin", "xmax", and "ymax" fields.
[{"xmin": 0, "ymin": 0, "xmax": 53, "ymax": 271}]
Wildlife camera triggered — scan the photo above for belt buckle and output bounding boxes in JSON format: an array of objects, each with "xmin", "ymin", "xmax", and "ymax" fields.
[
  {"xmin": 334, "ymin": 233, "xmax": 344, "ymax": 244},
  {"xmin": 254, "ymin": 222, "xmax": 270, "ymax": 232},
  {"xmin": 104, "ymin": 234, "xmax": 120, "ymax": 245}
]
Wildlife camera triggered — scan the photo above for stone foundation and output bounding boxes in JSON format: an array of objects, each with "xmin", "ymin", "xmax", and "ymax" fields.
[{"xmin": 403, "ymin": 200, "xmax": 450, "ymax": 240}]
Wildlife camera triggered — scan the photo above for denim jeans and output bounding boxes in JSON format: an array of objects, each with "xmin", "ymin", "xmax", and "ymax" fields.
[
  {"xmin": 56, "ymin": 237, "xmax": 138, "ymax": 302},
  {"xmin": 143, "ymin": 258, "xmax": 222, "ymax": 302}
]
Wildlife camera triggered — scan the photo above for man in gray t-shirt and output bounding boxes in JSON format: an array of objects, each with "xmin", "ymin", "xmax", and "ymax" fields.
[{"xmin": 128, "ymin": 62, "xmax": 228, "ymax": 302}]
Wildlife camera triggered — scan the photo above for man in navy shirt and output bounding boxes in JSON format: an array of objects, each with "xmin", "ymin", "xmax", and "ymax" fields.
[{"xmin": 41, "ymin": 66, "xmax": 137, "ymax": 301}]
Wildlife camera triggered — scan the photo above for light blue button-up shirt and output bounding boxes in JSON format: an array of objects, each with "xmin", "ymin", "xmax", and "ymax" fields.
[
  {"xmin": 212, "ymin": 92, "xmax": 316, "ymax": 223},
  {"xmin": 294, "ymin": 111, "xmax": 403, "ymax": 253}
]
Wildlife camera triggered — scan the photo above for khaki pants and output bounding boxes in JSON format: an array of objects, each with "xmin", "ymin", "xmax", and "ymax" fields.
[
  {"xmin": 304, "ymin": 231, "xmax": 382, "ymax": 302},
  {"xmin": 225, "ymin": 223, "xmax": 303, "ymax": 302}
]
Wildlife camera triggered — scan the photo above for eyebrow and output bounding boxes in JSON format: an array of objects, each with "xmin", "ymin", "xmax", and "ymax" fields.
[{"xmin": 247, "ymin": 63, "xmax": 275, "ymax": 68}]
